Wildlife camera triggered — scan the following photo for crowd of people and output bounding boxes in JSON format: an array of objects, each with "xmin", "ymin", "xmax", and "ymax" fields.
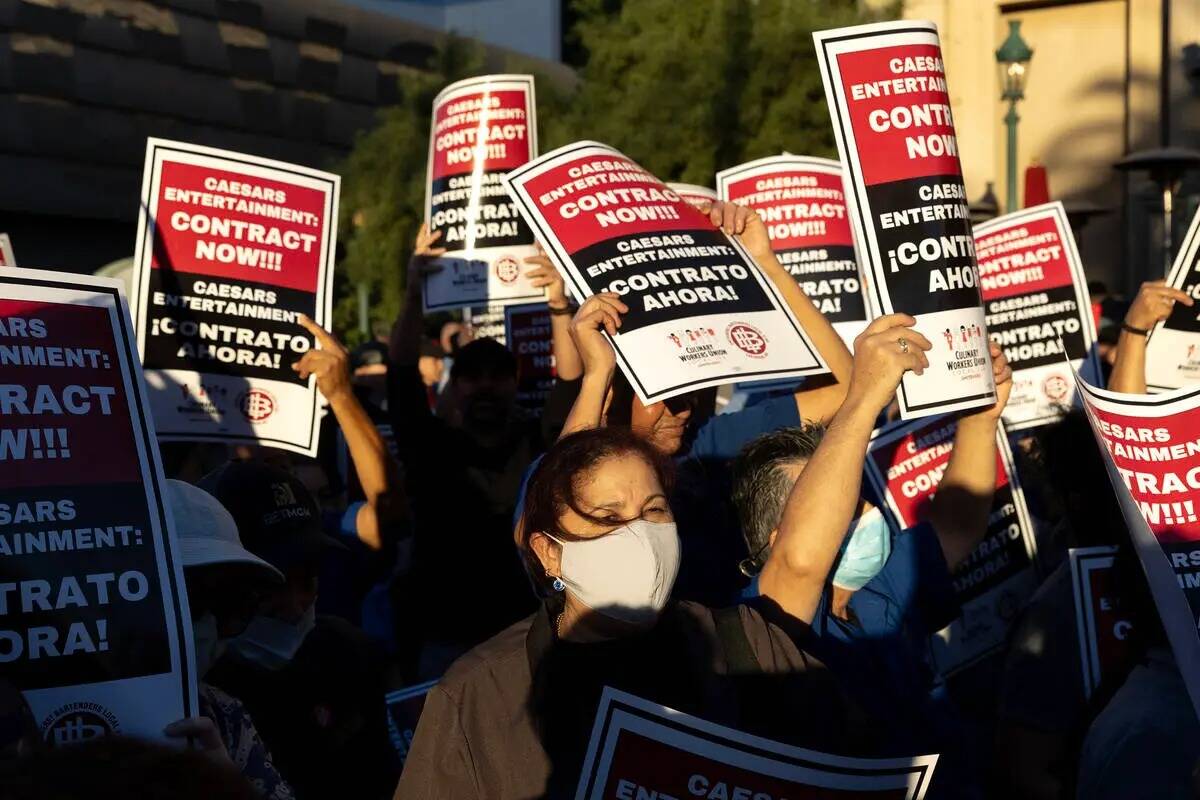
[{"xmin": 0, "ymin": 199, "xmax": 1193, "ymax": 800}]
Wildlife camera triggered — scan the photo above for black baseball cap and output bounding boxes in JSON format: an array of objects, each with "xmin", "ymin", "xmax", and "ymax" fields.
[{"xmin": 199, "ymin": 460, "xmax": 345, "ymax": 571}]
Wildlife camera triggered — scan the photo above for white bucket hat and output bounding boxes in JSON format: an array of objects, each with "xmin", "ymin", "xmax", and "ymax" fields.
[{"xmin": 166, "ymin": 479, "xmax": 284, "ymax": 583}]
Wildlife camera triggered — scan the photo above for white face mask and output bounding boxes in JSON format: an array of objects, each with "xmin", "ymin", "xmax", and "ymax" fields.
[
  {"xmin": 548, "ymin": 519, "xmax": 680, "ymax": 625},
  {"xmin": 191, "ymin": 612, "xmax": 228, "ymax": 679},
  {"xmin": 229, "ymin": 603, "xmax": 316, "ymax": 671}
]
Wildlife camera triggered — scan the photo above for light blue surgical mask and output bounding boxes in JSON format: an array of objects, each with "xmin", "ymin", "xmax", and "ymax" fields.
[{"xmin": 832, "ymin": 507, "xmax": 892, "ymax": 591}]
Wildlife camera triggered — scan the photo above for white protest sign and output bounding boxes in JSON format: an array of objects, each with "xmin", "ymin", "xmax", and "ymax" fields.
[
  {"xmin": 974, "ymin": 202, "xmax": 1100, "ymax": 429},
  {"xmin": 1146, "ymin": 205, "xmax": 1200, "ymax": 391},
  {"xmin": 130, "ymin": 138, "xmax": 339, "ymax": 457},
  {"xmin": 814, "ymin": 21, "xmax": 995, "ymax": 419},
  {"xmin": 1075, "ymin": 376, "xmax": 1200, "ymax": 719},
  {"xmin": 717, "ymin": 155, "xmax": 868, "ymax": 348},
  {"xmin": 0, "ymin": 267, "xmax": 195, "ymax": 746},
  {"xmin": 864, "ymin": 416, "xmax": 1038, "ymax": 676},
  {"xmin": 504, "ymin": 141, "xmax": 827, "ymax": 404},
  {"xmin": 1068, "ymin": 545, "xmax": 1136, "ymax": 698},
  {"xmin": 423, "ymin": 74, "xmax": 545, "ymax": 311},
  {"xmin": 0, "ymin": 234, "xmax": 15, "ymax": 267},
  {"xmin": 577, "ymin": 687, "xmax": 938, "ymax": 799}
]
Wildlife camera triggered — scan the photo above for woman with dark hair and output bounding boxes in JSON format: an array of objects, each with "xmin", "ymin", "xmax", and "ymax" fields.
[{"xmin": 395, "ymin": 312, "xmax": 934, "ymax": 799}]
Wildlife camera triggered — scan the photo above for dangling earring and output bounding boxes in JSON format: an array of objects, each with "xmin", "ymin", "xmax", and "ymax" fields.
[{"xmin": 552, "ymin": 577, "xmax": 565, "ymax": 592}]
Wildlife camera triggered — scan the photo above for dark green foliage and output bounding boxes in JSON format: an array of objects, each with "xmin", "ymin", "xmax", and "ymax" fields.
[{"xmin": 334, "ymin": 1, "xmax": 892, "ymax": 341}]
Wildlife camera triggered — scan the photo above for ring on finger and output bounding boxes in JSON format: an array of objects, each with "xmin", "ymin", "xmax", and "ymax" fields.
[{"xmin": 898, "ymin": 337, "xmax": 910, "ymax": 354}]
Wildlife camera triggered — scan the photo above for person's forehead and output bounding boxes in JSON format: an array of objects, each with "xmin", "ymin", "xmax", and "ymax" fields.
[{"xmin": 576, "ymin": 455, "xmax": 661, "ymax": 504}]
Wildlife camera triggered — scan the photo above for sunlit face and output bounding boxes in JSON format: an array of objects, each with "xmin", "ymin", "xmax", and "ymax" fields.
[
  {"xmin": 630, "ymin": 395, "xmax": 695, "ymax": 455},
  {"xmin": 531, "ymin": 453, "xmax": 673, "ymax": 576}
]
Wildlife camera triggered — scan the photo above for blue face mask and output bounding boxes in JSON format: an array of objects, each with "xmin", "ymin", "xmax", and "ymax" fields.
[{"xmin": 832, "ymin": 507, "xmax": 892, "ymax": 591}]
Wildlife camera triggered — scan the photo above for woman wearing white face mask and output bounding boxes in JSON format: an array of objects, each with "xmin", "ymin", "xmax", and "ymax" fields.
[{"xmin": 161, "ymin": 480, "xmax": 295, "ymax": 800}]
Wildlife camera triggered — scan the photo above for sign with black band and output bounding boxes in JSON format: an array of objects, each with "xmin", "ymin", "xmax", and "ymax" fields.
[{"xmin": 1146, "ymin": 206, "xmax": 1200, "ymax": 391}]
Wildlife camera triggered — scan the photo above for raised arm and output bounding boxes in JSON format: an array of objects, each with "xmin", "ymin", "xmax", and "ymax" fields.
[
  {"xmin": 558, "ymin": 292, "xmax": 626, "ymax": 438},
  {"xmin": 293, "ymin": 316, "xmax": 401, "ymax": 550},
  {"xmin": 1108, "ymin": 280, "xmax": 1192, "ymax": 393},
  {"xmin": 525, "ymin": 247, "xmax": 583, "ymax": 381},
  {"xmin": 706, "ymin": 201, "xmax": 854, "ymax": 423},
  {"xmin": 926, "ymin": 341, "xmax": 1013, "ymax": 571},
  {"xmin": 758, "ymin": 314, "xmax": 931, "ymax": 623},
  {"xmin": 389, "ymin": 223, "xmax": 445, "ymax": 367}
]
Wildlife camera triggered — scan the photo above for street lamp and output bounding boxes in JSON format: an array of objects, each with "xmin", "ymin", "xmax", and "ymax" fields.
[{"xmin": 996, "ymin": 21, "xmax": 1033, "ymax": 213}]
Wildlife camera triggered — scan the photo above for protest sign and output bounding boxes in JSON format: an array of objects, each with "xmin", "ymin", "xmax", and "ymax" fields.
[
  {"xmin": 385, "ymin": 680, "xmax": 437, "ymax": 766},
  {"xmin": 0, "ymin": 267, "xmax": 195, "ymax": 746},
  {"xmin": 1145, "ymin": 206, "xmax": 1200, "ymax": 391},
  {"xmin": 717, "ymin": 155, "xmax": 868, "ymax": 348},
  {"xmin": 1075, "ymin": 376, "xmax": 1200, "ymax": 718},
  {"xmin": 423, "ymin": 74, "xmax": 544, "ymax": 311},
  {"xmin": 666, "ymin": 183, "xmax": 718, "ymax": 210},
  {"xmin": 864, "ymin": 416, "xmax": 1038, "ymax": 676},
  {"xmin": 504, "ymin": 141, "xmax": 827, "ymax": 404},
  {"xmin": 814, "ymin": 21, "xmax": 995, "ymax": 419},
  {"xmin": 130, "ymin": 138, "xmax": 339, "ymax": 457},
  {"xmin": 1068, "ymin": 546, "xmax": 1136, "ymax": 698},
  {"xmin": 0, "ymin": 234, "xmax": 15, "ymax": 267},
  {"xmin": 504, "ymin": 302, "xmax": 555, "ymax": 415},
  {"xmin": 467, "ymin": 306, "xmax": 508, "ymax": 345},
  {"xmin": 973, "ymin": 202, "xmax": 1100, "ymax": 430},
  {"xmin": 577, "ymin": 687, "xmax": 937, "ymax": 799}
]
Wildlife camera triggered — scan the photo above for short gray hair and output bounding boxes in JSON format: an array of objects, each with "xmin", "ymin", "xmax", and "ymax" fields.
[{"xmin": 731, "ymin": 423, "xmax": 827, "ymax": 575}]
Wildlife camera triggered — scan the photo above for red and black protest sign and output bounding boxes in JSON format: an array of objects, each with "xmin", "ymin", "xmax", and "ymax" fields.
[
  {"xmin": 504, "ymin": 303, "xmax": 555, "ymax": 415},
  {"xmin": 0, "ymin": 234, "xmax": 14, "ymax": 267},
  {"xmin": 385, "ymin": 680, "xmax": 436, "ymax": 766},
  {"xmin": 505, "ymin": 141, "xmax": 826, "ymax": 404},
  {"xmin": 717, "ymin": 155, "xmax": 867, "ymax": 347},
  {"xmin": 577, "ymin": 688, "xmax": 938, "ymax": 799},
  {"xmin": 815, "ymin": 21, "xmax": 994, "ymax": 419},
  {"xmin": 1076, "ymin": 376, "xmax": 1200, "ymax": 717},
  {"xmin": 1068, "ymin": 546, "xmax": 1136, "ymax": 698},
  {"xmin": 974, "ymin": 202, "xmax": 1100, "ymax": 429},
  {"xmin": 864, "ymin": 416, "xmax": 1038, "ymax": 675},
  {"xmin": 423, "ymin": 74, "xmax": 544, "ymax": 311},
  {"xmin": 130, "ymin": 138, "xmax": 338, "ymax": 457},
  {"xmin": 666, "ymin": 183, "xmax": 718, "ymax": 210},
  {"xmin": 467, "ymin": 306, "xmax": 508, "ymax": 345},
  {"xmin": 1146, "ymin": 206, "xmax": 1200, "ymax": 391},
  {"xmin": 0, "ymin": 268, "xmax": 194, "ymax": 745}
]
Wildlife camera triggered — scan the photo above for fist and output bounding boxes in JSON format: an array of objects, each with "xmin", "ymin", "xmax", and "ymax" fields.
[{"xmin": 1125, "ymin": 280, "xmax": 1192, "ymax": 331}]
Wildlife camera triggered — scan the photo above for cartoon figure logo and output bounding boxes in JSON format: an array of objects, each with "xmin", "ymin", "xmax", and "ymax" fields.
[
  {"xmin": 238, "ymin": 389, "xmax": 277, "ymax": 422},
  {"xmin": 726, "ymin": 322, "xmax": 768, "ymax": 358}
]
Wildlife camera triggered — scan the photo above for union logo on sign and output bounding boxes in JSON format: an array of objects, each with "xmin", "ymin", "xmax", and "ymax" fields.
[
  {"xmin": 1042, "ymin": 374, "xmax": 1069, "ymax": 402},
  {"xmin": 495, "ymin": 256, "xmax": 521, "ymax": 284},
  {"xmin": 726, "ymin": 322, "xmax": 768, "ymax": 358},
  {"xmin": 239, "ymin": 388, "xmax": 277, "ymax": 422}
]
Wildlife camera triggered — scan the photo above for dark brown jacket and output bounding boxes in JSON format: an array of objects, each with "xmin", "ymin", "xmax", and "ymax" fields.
[{"xmin": 394, "ymin": 600, "xmax": 867, "ymax": 799}]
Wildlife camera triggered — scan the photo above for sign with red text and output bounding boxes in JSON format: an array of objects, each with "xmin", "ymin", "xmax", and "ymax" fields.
[
  {"xmin": 864, "ymin": 416, "xmax": 1038, "ymax": 676},
  {"xmin": 504, "ymin": 303, "xmax": 555, "ymax": 415},
  {"xmin": 0, "ymin": 268, "xmax": 195, "ymax": 747},
  {"xmin": 1075, "ymin": 377, "xmax": 1200, "ymax": 718},
  {"xmin": 0, "ymin": 234, "xmax": 15, "ymax": 267},
  {"xmin": 1146, "ymin": 206, "xmax": 1200, "ymax": 391},
  {"xmin": 424, "ymin": 75, "xmax": 544, "ymax": 311},
  {"xmin": 667, "ymin": 183, "xmax": 718, "ymax": 210},
  {"xmin": 577, "ymin": 687, "xmax": 937, "ymax": 800},
  {"xmin": 130, "ymin": 138, "xmax": 339, "ymax": 457},
  {"xmin": 815, "ymin": 21, "xmax": 994, "ymax": 419},
  {"xmin": 385, "ymin": 679, "xmax": 436, "ymax": 766},
  {"xmin": 974, "ymin": 202, "xmax": 1100, "ymax": 430},
  {"xmin": 505, "ymin": 141, "xmax": 827, "ymax": 404},
  {"xmin": 1069, "ymin": 546, "xmax": 1136, "ymax": 698},
  {"xmin": 717, "ymin": 155, "xmax": 868, "ymax": 348}
]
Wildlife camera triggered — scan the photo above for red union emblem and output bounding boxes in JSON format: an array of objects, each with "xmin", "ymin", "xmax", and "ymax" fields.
[
  {"xmin": 1042, "ymin": 374, "xmax": 1069, "ymax": 402},
  {"xmin": 726, "ymin": 322, "xmax": 768, "ymax": 358},
  {"xmin": 494, "ymin": 256, "xmax": 521, "ymax": 284},
  {"xmin": 239, "ymin": 388, "xmax": 276, "ymax": 422}
]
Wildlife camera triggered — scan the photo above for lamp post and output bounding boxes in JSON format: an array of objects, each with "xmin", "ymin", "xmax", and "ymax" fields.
[{"xmin": 996, "ymin": 21, "xmax": 1033, "ymax": 213}]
